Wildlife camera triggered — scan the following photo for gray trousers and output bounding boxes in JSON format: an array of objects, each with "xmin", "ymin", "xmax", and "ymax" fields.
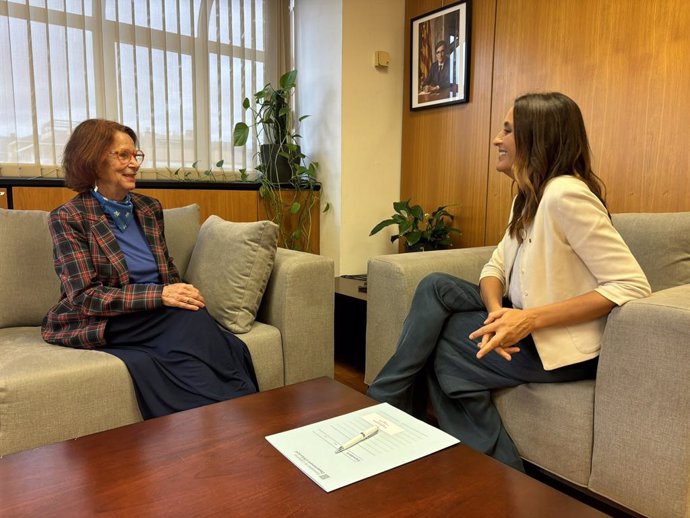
[{"xmin": 367, "ymin": 273, "xmax": 598, "ymax": 471}]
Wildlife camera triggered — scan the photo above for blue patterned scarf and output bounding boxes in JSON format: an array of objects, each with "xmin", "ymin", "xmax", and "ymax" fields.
[{"xmin": 91, "ymin": 189, "xmax": 134, "ymax": 232}]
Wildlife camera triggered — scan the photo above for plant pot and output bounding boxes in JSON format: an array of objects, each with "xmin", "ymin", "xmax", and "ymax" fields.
[
  {"xmin": 404, "ymin": 241, "xmax": 449, "ymax": 253},
  {"xmin": 260, "ymin": 144, "xmax": 300, "ymax": 184},
  {"xmin": 404, "ymin": 242, "xmax": 428, "ymax": 253}
]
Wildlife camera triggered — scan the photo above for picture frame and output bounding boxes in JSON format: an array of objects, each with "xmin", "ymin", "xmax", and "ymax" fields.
[{"xmin": 410, "ymin": 1, "xmax": 471, "ymax": 110}]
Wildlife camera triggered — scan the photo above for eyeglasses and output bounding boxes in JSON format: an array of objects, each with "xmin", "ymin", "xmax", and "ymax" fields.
[{"xmin": 109, "ymin": 149, "xmax": 145, "ymax": 164}]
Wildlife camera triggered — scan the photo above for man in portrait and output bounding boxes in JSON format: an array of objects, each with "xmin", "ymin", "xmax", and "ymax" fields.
[{"xmin": 422, "ymin": 40, "xmax": 451, "ymax": 93}]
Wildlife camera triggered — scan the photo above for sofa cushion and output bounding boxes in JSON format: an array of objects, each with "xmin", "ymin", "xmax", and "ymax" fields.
[
  {"xmin": 0, "ymin": 209, "xmax": 60, "ymax": 328},
  {"xmin": 0, "ymin": 321, "xmax": 284, "ymax": 456},
  {"xmin": 240, "ymin": 321, "xmax": 283, "ymax": 390},
  {"xmin": 184, "ymin": 216, "xmax": 279, "ymax": 334},
  {"xmin": 0, "ymin": 327, "xmax": 142, "ymax": 456},
  {"xmin": 493, "ymin": 379, "xmax": 595, "ymax": 486},
  {"xmin": 162, "ymin": 204, "xmax": 201, "ymax": 278},
  {"xmin": 612, "ymin": 212, "xmax": 690, "ymax": 292}
]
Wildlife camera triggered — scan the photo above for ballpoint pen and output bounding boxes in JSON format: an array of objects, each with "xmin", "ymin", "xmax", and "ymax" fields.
[{"xmin": 335, "ymin": 425, "xmax": 379, "ymax": 453}]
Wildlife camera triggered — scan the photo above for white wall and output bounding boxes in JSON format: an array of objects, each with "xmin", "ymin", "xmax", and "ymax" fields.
[
  {"xmin": 295, "ymin": 0, "xmax": 405, "ymax": 275},
  {"xmin": 294, "ymin": 0, "xmax": 343, "ymax": 272}
]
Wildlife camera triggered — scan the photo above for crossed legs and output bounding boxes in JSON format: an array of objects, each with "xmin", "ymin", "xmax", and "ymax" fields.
[{"xmin": 367, "ymin": 272, "xmax": 598, "ymax": 471}]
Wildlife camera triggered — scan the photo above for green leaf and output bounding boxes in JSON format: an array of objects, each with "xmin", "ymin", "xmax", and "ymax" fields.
[
  {"xmin": 406, "ymin": 231, "xmax": 422, "ymax": 245},
  {"xmin": 233, "ymin": 122, "xmax": 249, "ymax": 146},
  {"xmin": 398, "ymin": 220, "xmax": 412, "ymax": 234},
  {"xmin": 192, "ymin": 160, "xmax": 200, "ymax": 169},
  {"xmin": 388, "ymin": 214, "xmax": 404, "ymax": 225},
  {"xmin": 290, "ymin": 201, "xmax": 301, "ymax": 214},
  {"xmin": 323, "ymin": 202, "xmax": 331, "ymax": 213},
  {"xmin": 215, "ymin": 160, "xmax": 224, "ymax": 168},
  {"xmin": 298, "ymin": 115, "xmax": 310, "ymax": 122},
  {"xmin": 369, "ymin": 219, "xmax": 396, "ymax": 236},
  {"xmin": 280, "ymin": 69, "xmax": 297, "ymax": 90},
  {"xmin": 393, "ymin": 200, "xmax": 410, "ymax": 214},
  {"xmin": 242, "ymin": 97, "xmax": 250, "ymax": 109}
]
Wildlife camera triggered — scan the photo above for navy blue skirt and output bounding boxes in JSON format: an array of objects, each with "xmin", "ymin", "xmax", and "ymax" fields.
[{"xmin": 102, "ymin": 307, "xmax": 258, "ymax": 419}]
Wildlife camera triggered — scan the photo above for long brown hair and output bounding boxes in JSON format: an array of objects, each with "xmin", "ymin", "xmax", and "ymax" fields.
[
  {"xmin": 508, "ymin": 92, "xmax": 606, "ymax": 241},
  {"xmin": 62, "ymin": 119, "xmax": 138, "ymax": 192}
]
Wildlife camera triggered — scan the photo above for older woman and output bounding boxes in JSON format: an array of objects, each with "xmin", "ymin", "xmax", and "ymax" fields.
[
  {"xmin": 42, "ymin": 119, "xmax": 257, "ymax": 419},
  {"xmin": 367, "ymin": 92, "xmax": 651, "ymax": 471}
]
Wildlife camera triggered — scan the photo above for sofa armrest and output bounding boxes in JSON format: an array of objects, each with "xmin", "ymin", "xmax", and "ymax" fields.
[
  {"xmin": 590, "ymin": 284, "xmax": 690, "ymax": 517},
  {"xmin": 258, "ymin": 248, "xmax": 334, "ymax": 385},
  {"xmin": 364, "ymin": 247, "xmax": 495, "ymax": 385}
]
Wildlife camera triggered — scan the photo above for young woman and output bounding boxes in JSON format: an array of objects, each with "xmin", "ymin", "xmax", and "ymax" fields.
[{"xmin": 367, "ymin": 92, "xmax": 651, "ymax": 471}]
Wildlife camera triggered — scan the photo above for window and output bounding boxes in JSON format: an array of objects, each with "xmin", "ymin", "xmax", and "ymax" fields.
[{"xmin": 0, "ymin": 0, "xmax": 280, "ymax": 178}]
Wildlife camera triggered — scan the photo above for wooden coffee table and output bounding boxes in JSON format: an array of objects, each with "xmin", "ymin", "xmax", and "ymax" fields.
[{"xmin": 0, "ymin": 377, "xmax": 603, "ymax": 517}]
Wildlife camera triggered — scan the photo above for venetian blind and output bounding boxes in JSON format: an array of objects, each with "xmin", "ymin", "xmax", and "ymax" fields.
[{"xmin": 0, "ymin": 0, "xmax": 282, "ymax": 178}]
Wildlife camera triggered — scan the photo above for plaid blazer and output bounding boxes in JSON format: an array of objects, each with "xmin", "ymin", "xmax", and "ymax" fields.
[{"xmin": 41, "ymin": 192, "xmax": 181, "ymax": 348}]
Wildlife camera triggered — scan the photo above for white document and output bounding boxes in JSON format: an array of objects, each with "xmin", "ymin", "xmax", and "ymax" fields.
[{"xmin": 265, "ymin": 402, "xmax": 460, "ymax": 492}]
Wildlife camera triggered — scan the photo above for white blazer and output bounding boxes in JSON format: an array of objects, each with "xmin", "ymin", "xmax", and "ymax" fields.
[{"xmin": 480, "ymin": 176, "xmax": 651, "ymax": 370}]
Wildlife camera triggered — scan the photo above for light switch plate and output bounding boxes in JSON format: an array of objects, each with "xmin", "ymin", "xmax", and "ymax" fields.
[{"xmin": 374, "ymin": 51, "xmax": 390, "ymax": 68}]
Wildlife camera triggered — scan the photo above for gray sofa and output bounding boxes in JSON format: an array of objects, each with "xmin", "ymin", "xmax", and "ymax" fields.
[
  {"xmin": 365, "ymin": 212, "xmax": 690, "ymax": 518},
  {"xmin": 0, "ymin": 204, "xmax": 334, "ymax": 458}
]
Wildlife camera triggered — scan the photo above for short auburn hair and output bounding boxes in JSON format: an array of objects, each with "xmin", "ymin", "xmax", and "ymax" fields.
[{"xmin": 62, "ymin": 119, "xmax": 138, "ymax": 192}]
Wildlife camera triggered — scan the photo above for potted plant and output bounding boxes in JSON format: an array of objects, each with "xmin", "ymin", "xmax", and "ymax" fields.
[
  {"xmin": 370, "ymin": 200, "xmax": 461, "ymax": 252},
  {"xmin": 233, "ymin": 70, "xmax": 301, "ymax": 184},
  {"xmin": 233, "ymin": 70, "xmax": 325, "ymax": 252}
]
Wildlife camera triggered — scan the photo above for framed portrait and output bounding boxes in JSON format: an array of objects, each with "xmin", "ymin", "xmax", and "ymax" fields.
[{"xmin": 410, "ymin": 1, "xmax": 471, "ymax": 110}]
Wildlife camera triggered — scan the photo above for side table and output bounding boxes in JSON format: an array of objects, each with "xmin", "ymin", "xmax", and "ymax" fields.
[{"xmin": 334, "ymin": 274, "xmax": 367, "ymax": 370}]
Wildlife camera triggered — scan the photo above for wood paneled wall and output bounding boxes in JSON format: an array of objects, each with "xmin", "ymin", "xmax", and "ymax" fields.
[
  {"xmin": 403, "ymin": 0, "xmax": 690, "ymax": 246},
  {"xmin": 402, "ymin": 0, "xmax": 497, "ymax": 248},
  {"xmin": 9, "ymin": 186, "xmax": 320, "ymax": 253},
  {"xmin": 11, "ymin": 187, "xmax": 260, "ymax": 223},
  {"xmin": 12, "ymin": 187, "xmax": 75, "ymax": 212}
]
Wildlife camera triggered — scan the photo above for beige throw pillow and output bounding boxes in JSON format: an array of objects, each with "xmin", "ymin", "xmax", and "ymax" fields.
[{"xmin": 184, "ymin": 216, "xmax": 279, "ymax": 334}]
